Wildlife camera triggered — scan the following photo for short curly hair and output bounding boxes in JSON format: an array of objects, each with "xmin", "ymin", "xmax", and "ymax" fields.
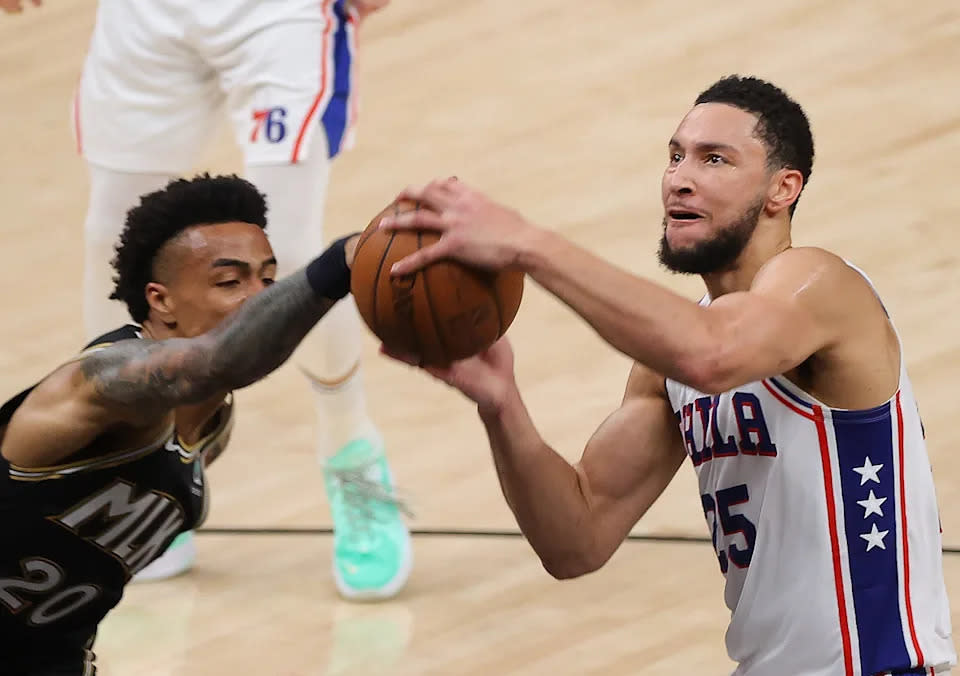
[
  {"xmin": 695, "ymin": 75, "xmax": 814, "ymax": 216},
  {"xmin": 110, "ymin": 173, "xmax": 268, "ymax": 323}
]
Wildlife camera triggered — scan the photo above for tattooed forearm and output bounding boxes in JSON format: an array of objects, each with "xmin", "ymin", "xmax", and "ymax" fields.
[
  {"xmin": 207, "ymin": 271, "xmax": 334, "ymax": 390},
  {"xmin": 82, "ymin": 271, "xmax": 336, "ymax": 412}
]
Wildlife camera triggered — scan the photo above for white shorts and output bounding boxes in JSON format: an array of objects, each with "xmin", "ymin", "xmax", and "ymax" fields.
[{"xmin": 73, "ymin": 0, "xmax": 358, "ymax": 173}]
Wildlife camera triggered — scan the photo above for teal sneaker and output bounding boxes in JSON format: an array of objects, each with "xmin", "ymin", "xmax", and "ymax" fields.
[
  {"xmin": 131, "ymin": 531, "xmax": 195, "ymax": 582},
  {"xmin": 322, "ymin": 437, "xmax": 412, "ymax": 600}
]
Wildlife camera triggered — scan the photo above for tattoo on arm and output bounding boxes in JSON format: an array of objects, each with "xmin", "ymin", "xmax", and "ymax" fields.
[
  {"xmin": 81, "ymin": 337, "xmax": 218, "ymax": 410},
  {"xmin": 81, "ymin": 271, "xmax": 335, "ymax": 413}
]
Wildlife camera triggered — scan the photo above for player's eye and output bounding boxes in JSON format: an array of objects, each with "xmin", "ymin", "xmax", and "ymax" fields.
[
  {"xmin": 215, "ymin": 280, "xmax": 241, "ymax": 288},
  {"xmin": 262, "ymin": 277, "xmax": 275, "ymax": 286},
  {"xmin": 669, "ymin": 152, "xmax": 683, "ymax": 164},
  {"xmin": 705, "ymin": 153, "xmax": 725, "ymax": 165}
]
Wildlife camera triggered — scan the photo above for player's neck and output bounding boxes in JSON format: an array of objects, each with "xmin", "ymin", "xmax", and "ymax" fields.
[
  {"xmin": 701, "ymin": 219, "xmax": 792, "ymax": 299},
  {"xmin": 139, "ymin": 318, "xmax": 176, "ymax": 341}
]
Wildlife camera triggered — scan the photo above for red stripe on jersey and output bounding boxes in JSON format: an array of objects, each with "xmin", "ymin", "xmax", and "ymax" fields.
[
  {"xmin": 762, "ymin": 380, "xmax": 815, "ymax": 421},
  {"xmin": 896, "ymin": 392, "xmax": 925, "ymax": 665},
  {"xmin": 73, "ymin": 77, "xmax": 83, "ymax": 155},
  {"xmin": 346, "ymin": 15, "xmax": 359, "ymax": 135},
  {"xmin": 813, "ymin": 404, "xmax": 855, "ymax": 676}
]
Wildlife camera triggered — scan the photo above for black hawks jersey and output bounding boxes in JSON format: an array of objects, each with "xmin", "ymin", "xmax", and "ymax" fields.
[{"xmin": 0, "ymin": 325, "xmax": 234, "ymax": 674}]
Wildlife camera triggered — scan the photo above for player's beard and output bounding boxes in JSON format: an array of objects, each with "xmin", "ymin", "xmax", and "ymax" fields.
[{"xmin": 657, "ymin": 199, "xmax": 764, "ymax": 275}]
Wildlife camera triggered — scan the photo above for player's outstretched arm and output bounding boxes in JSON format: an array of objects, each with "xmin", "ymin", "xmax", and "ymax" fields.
[
  {"xmin": 380, "ymin": 181, "xmax": 885, "ymax": 396},
  {"xmin": 520, "ymin": 238, "xmax": 851, "ymax": 393},
  {"xmin": 521, "ymin": 242, "xmax": 897, "ymax": 404},
  {"xmin": 2, "ymin": 234, "xmax": 359, "ymax": 465},
  {"xmin": 481, "ymin": 359, "xmax": 686, "ymax": 579},
  {"xmin": 80, "ymin": 234, "xmax": 359, "ymax": 414}
]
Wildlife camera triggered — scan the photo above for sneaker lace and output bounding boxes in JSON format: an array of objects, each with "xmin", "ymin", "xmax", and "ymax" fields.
[{"xmin": 328, "ymin": 461, "xmax": 414, "ymax": 543}]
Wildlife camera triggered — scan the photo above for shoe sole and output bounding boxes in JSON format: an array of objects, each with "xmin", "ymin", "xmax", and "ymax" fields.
[{"xmin": 333, "ymin": 531, "xmax": 413, "ymax": 601}]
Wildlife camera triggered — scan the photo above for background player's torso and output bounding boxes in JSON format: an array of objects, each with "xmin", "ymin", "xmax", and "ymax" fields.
[{"xmin": 3, "ymin": 0, "xmax": 959, "ymax": 672}]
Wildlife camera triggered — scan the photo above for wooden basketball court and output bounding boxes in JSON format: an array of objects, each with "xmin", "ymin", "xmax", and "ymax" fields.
[{"xmin": 1, "ymin": 1, "xmax": 958, "ymax": 673}]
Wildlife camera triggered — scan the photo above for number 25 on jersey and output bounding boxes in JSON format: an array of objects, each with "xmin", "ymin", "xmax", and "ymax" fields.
[{"xmin": 701, "ymin": 484, "xmax": 757, "ymax": 574}]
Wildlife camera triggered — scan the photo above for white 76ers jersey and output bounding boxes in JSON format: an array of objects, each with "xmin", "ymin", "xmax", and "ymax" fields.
[{"xmin": 665, "ymin": 288, "xmax": 955, "ymax": 675}]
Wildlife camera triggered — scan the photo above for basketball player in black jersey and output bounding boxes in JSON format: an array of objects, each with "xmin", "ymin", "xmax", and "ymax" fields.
[{"xmin": 0, "ymin": 174, "xmax": 362, "ymax": 675}]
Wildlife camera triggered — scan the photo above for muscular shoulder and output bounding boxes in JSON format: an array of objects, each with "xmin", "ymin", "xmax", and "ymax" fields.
[
  {"xmin": 753, "ymin": 246, "xmax": 852, "ymax": 291},
  {"xmin": 751, "ymin": 247, "xmax": 884, "ymax": 325},
  {"xmin": 756, "ymin": 247, "xmax": 898, "ymax": 390}
]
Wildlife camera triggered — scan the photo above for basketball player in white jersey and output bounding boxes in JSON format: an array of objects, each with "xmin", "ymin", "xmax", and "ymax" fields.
[
  {"xmin": 378, "ymin": 75, "xmax": 956, "ymax": 674},
  {"xmin": 1, "ymin": 0, "xmax": 411, "ymax": 598}
]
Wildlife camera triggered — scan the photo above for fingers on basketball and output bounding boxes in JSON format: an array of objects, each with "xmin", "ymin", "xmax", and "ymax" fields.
[{"xmin": 352, "ymin": 198, "xmax": 524, "ymax": 367}]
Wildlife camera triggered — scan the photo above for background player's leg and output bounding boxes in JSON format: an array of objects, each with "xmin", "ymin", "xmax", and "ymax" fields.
[
  {"xmin": 229, "ymin": 9, "xmax": 411, "ymax": 600},
  {"xmin": 245, "ymin": 142, "xmax": 375, "ymax": 457},
  {"xmin": 244, "ymin": 133, "xmax": 412, "ymax": 601},
  {"xmin": 77, "ymin": 0, "xmax": 221, "ymax": 340},
  {"xmin": 82, "ymin": 166, "xmax": 175, "ymax": 339}
]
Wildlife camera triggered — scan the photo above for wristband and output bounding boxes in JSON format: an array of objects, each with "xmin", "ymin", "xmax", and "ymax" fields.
[{"xmin": 304, "ymin": 234, "xmax": 357, "ymax": 301}]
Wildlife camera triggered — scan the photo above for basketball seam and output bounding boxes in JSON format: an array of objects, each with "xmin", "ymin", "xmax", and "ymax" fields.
[
  {"xmin": 355, "ymin": 225, "xmax": 376, "ymax": 254},
  {"xmin": 371, "ymin": 227, "xmax": 397, "ymax": 340},
  {"xmin": 382, "ymin": 200, "xmax": 423, "ymax": 358},
  {"xmin": 490, "ymin": 274, "xmax": 505, "ymax": 336},
  {"xmin": 406, "ymin": 203, "xmax": 424, "ymax": 358},
  {"xmin": 419, "ymin": 228, "xmax": 449, "ymax": 364}
]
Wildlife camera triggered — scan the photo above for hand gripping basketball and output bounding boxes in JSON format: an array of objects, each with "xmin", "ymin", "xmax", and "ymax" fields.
[{"xmin": 350, "ymin": 198, "xmax": 524, "ymax": 367}]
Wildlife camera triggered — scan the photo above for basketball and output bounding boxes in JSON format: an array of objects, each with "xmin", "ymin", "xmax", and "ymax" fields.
[{"xmin": 350, "ymin": 199, "xmax": 525, "ymax": 366}]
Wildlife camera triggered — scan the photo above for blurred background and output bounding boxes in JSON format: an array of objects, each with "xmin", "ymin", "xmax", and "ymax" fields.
[{"xmin": 1, "ymin": 1, "xmax": 957, "ymax": 673}]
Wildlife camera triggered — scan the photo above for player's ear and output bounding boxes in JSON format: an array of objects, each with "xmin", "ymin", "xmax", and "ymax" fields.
[
  {"xmin": 766, "ymin": 168, "xmax": 803, "ymax": 217},
  {"xmin": 145, "ymin": 282, "xmax": 177, "ymax": 327}
]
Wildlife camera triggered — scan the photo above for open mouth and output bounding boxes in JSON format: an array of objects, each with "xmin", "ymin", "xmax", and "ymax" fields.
[{"xmin": 668, "ymin": 210, "xmax": 704, "ymax": 222}]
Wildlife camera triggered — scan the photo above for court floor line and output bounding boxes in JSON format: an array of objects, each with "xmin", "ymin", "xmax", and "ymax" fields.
[{"xmin": 195, "ymin": 527, "xmax": 960, "ymax": 555}]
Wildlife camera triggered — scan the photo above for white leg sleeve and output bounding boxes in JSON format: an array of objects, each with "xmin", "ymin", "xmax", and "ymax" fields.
[
  {"xmin": 83, "ymin": 165, "xmax": 175, "ymax": 340},
  {"xmin": 245, "ymin": 133, "xmax": 377, "ymax": 455}
]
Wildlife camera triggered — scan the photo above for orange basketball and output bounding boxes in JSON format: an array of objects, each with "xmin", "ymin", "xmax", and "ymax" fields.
[{"xmin": 350, "ymin": 199, "xmax": 524, "ymax": 366}]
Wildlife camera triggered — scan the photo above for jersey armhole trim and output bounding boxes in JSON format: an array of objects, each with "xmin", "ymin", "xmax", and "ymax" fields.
[{"xmin": 8, "ymin": 423, "xmax": 174, "ymax": 481}]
